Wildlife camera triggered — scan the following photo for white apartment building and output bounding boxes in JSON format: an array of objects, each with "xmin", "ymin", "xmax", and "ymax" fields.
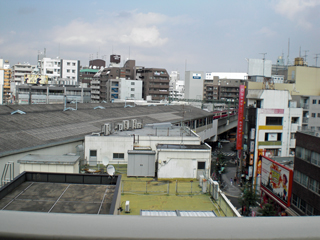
[
  {"xmin": 38, "ymin": 58, "xmax": 80, "ymax": 83},
  {"xmin": 247, "ymin": 90, "xmax": 302, "ymax": 186},
  {"xmin": 11, "ymin": 63, "xmax": 36, "ymax": 84},
  {"xmin": 185, "ymin": 71, "xmax": 204, "ymax": 100}
]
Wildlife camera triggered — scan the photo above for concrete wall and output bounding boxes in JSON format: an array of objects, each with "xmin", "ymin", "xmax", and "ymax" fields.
[
  {"xmin": 157, "ymin": 148, "xmax": 211, "ymax": 179},
  {"xmin": 85, "ymin": 135, "xmax": 201, "ymax": 165},
  {"xmin": 19, "ymin": 162, "xmax": 79, "ymax": 174},
  {"xmin": 120, "ymin": 79, "xmax": 143, "ymax": 100},
  {"xmin": 185, "ymin": 71, "xmax": 204, "ymax": 100},
  {"xmin": 0, "ymin": 141, "xmax": 83, "ymax": 179}
]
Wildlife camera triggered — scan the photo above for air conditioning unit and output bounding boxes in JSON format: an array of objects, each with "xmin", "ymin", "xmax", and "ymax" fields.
[
  {"xmin": 136, "ymin": 122, "xmax": 142, "ymax": 129},
  {"xmin": 104, "ymin": 123, "xmax": 111, "ymax": 135},
  {"xmin": 125, "ymin": 201, "xmax": 130, "ymax": 213},
  {"xmin": 118, "ymin": 123, "xmax": 123, "ymax": 131},
  {"xmin": 131, "ymin": 119, "xmax": 137, "ymax": 129},
  {"xmin": 123, "ymin": 120, "xmax": 129, "ymax": 130}
]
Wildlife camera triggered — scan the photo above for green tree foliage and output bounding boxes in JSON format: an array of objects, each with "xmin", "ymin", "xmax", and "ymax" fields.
[
  {"xmin": 258, "ymin": 202, "xmax": 276, "ymax": 216},
  {"xmin": 238, "ymin": 183, "xmax": 260, "ymax": 216}
]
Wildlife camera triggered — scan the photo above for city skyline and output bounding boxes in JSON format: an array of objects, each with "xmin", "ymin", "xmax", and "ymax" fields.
[{"xmin": 1, "ymin": 0, "xmax": 320, "ymax": 77}]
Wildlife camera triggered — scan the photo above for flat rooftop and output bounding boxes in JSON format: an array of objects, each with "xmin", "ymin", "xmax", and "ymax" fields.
[
  {"xmin": 0, "ymin": 172, "xmax": 120, "ymax": 215},
  {"xmin": 0, "ymin": 182, "xmax": 115, "ymax": 214}
]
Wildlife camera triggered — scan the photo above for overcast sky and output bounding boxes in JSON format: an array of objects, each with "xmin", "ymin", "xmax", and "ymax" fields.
[{"xmin": 1, "ymin": 0, "xmax": 320, "ymax": 78}]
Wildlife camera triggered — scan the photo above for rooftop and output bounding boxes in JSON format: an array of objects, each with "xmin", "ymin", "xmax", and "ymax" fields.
[
  {"xmin": 0, "ymin": 103, "xmax": 212, "ymax": 157},
  {"xmin": 0, "ymin": 172, "xmax": 120, "ymax": 215}
]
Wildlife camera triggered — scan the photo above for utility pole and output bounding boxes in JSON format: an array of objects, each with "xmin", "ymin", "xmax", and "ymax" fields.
[
  {"xmin": 259, "ymin": 53, "xmax": 267, "ymax": 77},
  {"xmin": 304, "ymin": 50, "xmax": 309, "ymax": 65}
]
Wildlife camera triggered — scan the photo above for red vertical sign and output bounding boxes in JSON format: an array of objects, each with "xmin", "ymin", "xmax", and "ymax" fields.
[{"xmin": 236, "ymin": 85, "xmax": 245, "ymax": 150}]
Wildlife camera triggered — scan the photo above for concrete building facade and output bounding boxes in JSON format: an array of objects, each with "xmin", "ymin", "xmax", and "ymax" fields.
[{"xmin": 246, "ymin": 90, "xmax": 302, "ymax": 188}]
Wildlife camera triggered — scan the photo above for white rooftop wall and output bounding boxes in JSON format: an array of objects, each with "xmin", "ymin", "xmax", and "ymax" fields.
[{"xmin": 248, "ymin": 59, "xmax": 272, "ymax": 77}]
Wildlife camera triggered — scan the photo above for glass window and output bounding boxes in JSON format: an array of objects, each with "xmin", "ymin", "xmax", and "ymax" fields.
[
  {"xmin": 113, "ymin": 153, "xmax": 124, "ymax": 159},
  {"xmin": 72, "ymin": 70, "xmax": 75, "ymax": 73},
  {"xmin": 313, "ymin": 99, "xmax": 317, "ymax": 104},
  {"xmin": 198, "ymin": 162, "xmax": 206, "ymax": 169},
  {"xmin": 131, "ymin": 82, "xmax": 135, "ymax": 85},
  {"xmin": 90, "ymin": 150, "xmax": 97, "ymax": 157},
  {"xmin": 266, "ymin": 117, "xmax": 283, "ymax": 125},
  {"xmin": 67, "ymin": 62, "xmax": 70, "ymax": 66},
  {"xmin": 72, "ymin": 62, "xmax": 76, "ymax": 66},
  {"xmin": 296, "ymin": 147, "xmax": 302, "ymax": 158},
  {"xmin": 312, "ymin": 113, "xmax": 316, "ymax": 118}
]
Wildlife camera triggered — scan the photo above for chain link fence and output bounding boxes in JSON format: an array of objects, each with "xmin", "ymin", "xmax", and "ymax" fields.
[{"xmin": 121, "ymin": 180, "xmax": 203, "ymax": 195}]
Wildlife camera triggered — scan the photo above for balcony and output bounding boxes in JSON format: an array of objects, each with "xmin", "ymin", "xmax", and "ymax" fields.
[
  {"xmin": 91, "ymin": 95, "xmax": 100, "ymax": 99},
  {"xmin": 302, "ymin": 117, "xmax": 309, "ymax": 124},
  {"xmin": 91, "ymin": 86, "xmax": 100, "ymax": 89}
]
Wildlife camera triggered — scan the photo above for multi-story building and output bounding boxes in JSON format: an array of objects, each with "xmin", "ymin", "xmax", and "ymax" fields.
[
  {"xmin": 169, "ymin": 71, "xmax": 184, "ymax": 100},
  {"xmin": 95, "ymin": 55, "xmax": 169, "ymax": 102},
  {"xmin": 0, "ymin": 59, "xmax": 11, "ymax": 104},
  {"xmin": 291, "ymin": 131, "xmax": 320, "ymax": 215},
  {"xmin": 79, "ymin": 59, "xmax": 105, "ymax": 86},
  {"xmin": 139, "ymin": 67, "xmax": 169, "ymax": 101},
  {"xmin": 248, "ymin": 57, "xmax": 320, "ymax": 96},
  {"xmin": 106, "ymin": 78, "xmax": 142, "ymax": 102},
  {"xmin": 245, "ymin": 89, "xmax": 302, "ymax": 189},
  {"xmin": 291, "ymin": 95, "xmax": 320, "ymax": 132},
  {"xmin": 11, "ymin": 63, "xmax": 36, "ymax": 85},
  {"xmin": 15, "ymin": 84, "xmax": 91, "ymax": 104},
  {"xmin": 38, "ymin": 58, "xmax": 80, "ymax": 83},
  {"xmin": 185, "ymin": 71, "xmax": 205, "ymax": 100}
]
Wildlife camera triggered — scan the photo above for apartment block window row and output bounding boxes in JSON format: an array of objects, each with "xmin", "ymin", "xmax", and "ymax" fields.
[
  {"xmin": 312, "ymin": 99, "xmax": 320, "ymax": 104},
  {"xmin": 294, "ymin": 170, "xmax": 320, "ymax": 195},
  {"xmin": 296, "ymin": 146, "xmax": 320, "ymax": 167},
  {"xmin": 292, "ymin": 194, "xmax": 314, "ymax": 215}
]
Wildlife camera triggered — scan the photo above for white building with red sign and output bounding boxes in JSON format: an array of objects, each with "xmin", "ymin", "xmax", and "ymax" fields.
[{"xmin": 246, "ymin": 89, "xmax": 302, "ymax": 189}]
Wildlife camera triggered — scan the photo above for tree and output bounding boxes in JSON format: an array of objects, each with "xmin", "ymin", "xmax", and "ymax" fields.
[
  {"xmin": 238, "ymin": 183, "xmax": 260, "ymax": 216},
  {"xmin": 258, "ymin": 202, "xmax": 276, "ymax": 216}
]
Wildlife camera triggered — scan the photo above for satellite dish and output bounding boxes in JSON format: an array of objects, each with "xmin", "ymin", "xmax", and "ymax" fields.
[
  {"xmin": 107, "ymin": 165, "xmax": 115, "ymax": 176},
  {"xmin": 102, "ymin": 156, "xmax": 109, "ymax": 165}
]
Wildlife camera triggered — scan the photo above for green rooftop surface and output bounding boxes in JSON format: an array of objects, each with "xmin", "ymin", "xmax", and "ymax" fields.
[{"xmin": 114, "ymin": 165, "xmax": 226, "ymax": 216}]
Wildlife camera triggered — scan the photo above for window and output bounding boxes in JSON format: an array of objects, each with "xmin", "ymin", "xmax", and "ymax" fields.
[
  {"xmin": 67, "ymin": 69, "xmax": 70, "ymax": 73},
  {"xmin": 131, "ymin": 88, "xmax": 135, "ymax": 91},
  {"xmin": 264, "ymin": 133, "xmax": 282, "ymax": 141},
  {"xmin": 312, "ymin": 113, "xmax": 316, "ymax": 118},
  {"xmin": 72, "ymin": 62, "xmax": 76, "ymax": 66},
  {"xmin": 290, "ymin": 133, "xmax": 295, "ymax": 139},
  {"xmin": 198, "ymin": 162, "xmax": 206, "ymax": 169},
  {"xmin": 67, "ymin": 62, "xmax": 70, "ymax": 66},
  {"xmin": 90, "ymin": 150, "xmax": 97, "ymax": 157},
  {"xmin": 131, "ymin": 82, "xmax": 135, "ymax": 85},
  {"xmin": 266, "ymin": 117, "xmax": 283, "ymax": 125},
  {"xmin": 72, "ymin": 70, "xmax": 75, "ymax": 73},
  {"xmin": 312, "ymin": 99, "xmax": 316, "ymax": 104},
  {"xmin": 130, "ymin": 94, "xmax": 135, "ymax": 98},
  {"xmin": 113, "ymin": 153, "xmax": 124, "ymax": 159},
  {"xmin": 291, "ymin": 117, "xmax": 299, "ymax": 123}
]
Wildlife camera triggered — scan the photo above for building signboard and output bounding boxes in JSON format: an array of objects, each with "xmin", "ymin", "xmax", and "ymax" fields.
[
  {"xmin": 250, "ymin": 141, "xmax": 254, "ymax": 152},
  {"xmin": 236, "ymin": 85, "xmax": 245, "ymax": 150},
  {"xmin": 24, "ymin": 74, "xmax": 48, "ymax": 85},
  {"xmin": 192, "ymin": 73, "xmax": 201, "ymax": 79},
  {"xmin": 250, "ymin": 128, "xmax": 255, "ymax": 140},
  {"xmin": 260, "ymin": 156, "xmax": 293, "ymax": 207}
]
